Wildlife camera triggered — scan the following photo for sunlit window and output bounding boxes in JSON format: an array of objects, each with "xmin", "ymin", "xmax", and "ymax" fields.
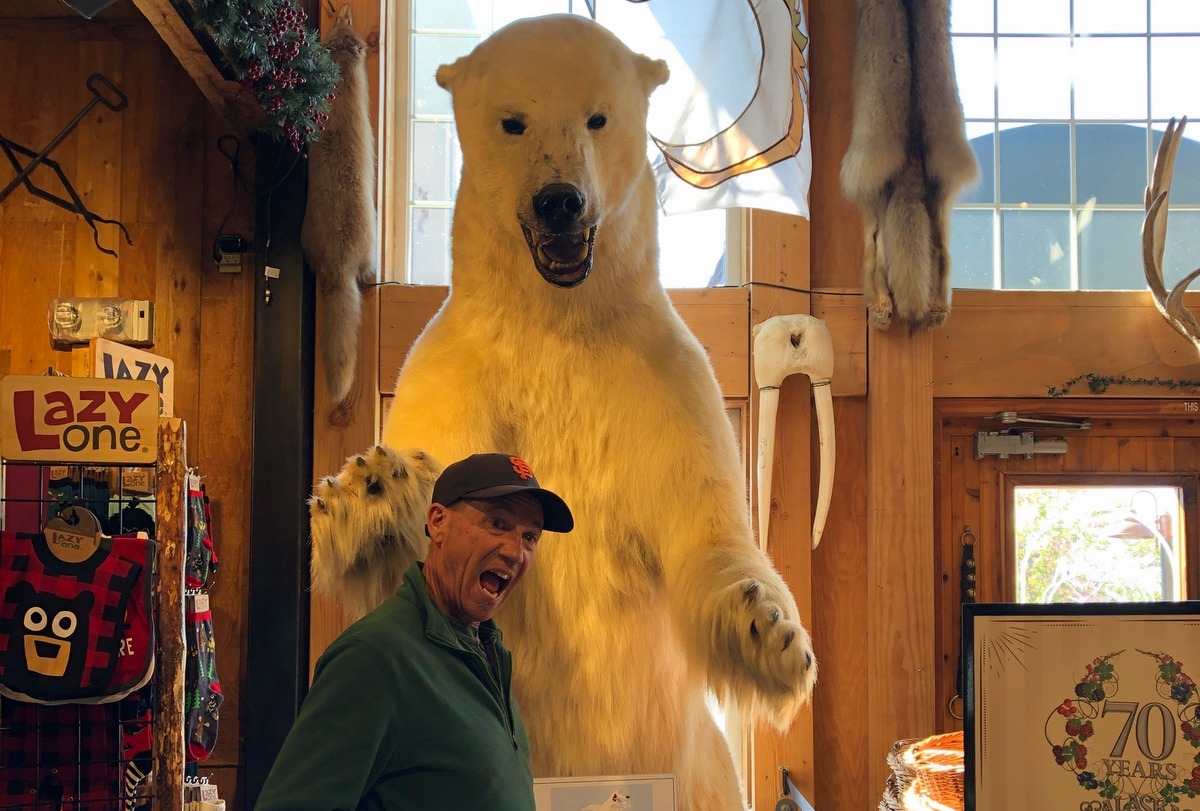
[
  {"xmin": 1013, "ymin": 485, "xmax": 1185, "ymax": 602},
  {"xmin": 950, "ymin": 0, "xmax": 1200, "ymax": 290},
  {"xmin": 386, "ymin": 1, "xmax": 735, "ymax": 288}
]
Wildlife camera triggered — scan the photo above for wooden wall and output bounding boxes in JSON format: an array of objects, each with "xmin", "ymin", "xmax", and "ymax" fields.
[{"xmin": 0, "ymin": 4, "xmax": 256, "ymax": 803}]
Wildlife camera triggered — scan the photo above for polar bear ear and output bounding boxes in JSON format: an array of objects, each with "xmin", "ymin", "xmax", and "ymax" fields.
[
  {"xmin": 435, "ymin": 59, "xmax": 465, "ymax": 91},
  {"xmin": 636, "ymin": 55, "xmax": 670, "ymax": 93}
]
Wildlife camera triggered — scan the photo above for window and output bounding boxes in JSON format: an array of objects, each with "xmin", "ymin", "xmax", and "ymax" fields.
[
  {"xmin": 383, "ymin": 1, "xmax": 738, "ymax": 288},
  {"xmin": 1013, "ymin": 484, "xmax": 1186, "ymax": 602},
  {"xmin": 950, "ymin": 0, "xmax": 1200, "ymax": 291}
]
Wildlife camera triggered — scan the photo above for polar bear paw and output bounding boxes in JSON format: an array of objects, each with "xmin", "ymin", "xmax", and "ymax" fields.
[
  {"xmin": 709, "ymin": 575, "xmax": 816, "ymax": 722},
  {"xmin": 309, "ymin": 445, "xmax": 442, "ymax": 619}
]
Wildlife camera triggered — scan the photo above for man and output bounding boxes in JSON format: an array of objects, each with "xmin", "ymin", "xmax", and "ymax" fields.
[{"xmin": 255, "ymin": 453, "xmax": 573, "ymax": 811}]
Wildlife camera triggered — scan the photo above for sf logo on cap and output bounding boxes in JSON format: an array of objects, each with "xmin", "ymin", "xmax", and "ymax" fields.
[{"xmin": 509, "ymin": 456, "xmax": 534, "ymax": 479}]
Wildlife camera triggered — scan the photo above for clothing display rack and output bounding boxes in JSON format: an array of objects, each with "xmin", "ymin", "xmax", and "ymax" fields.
[{"xmin": 0, "ymin": 415, "xmax": 188, "ymax": 810}]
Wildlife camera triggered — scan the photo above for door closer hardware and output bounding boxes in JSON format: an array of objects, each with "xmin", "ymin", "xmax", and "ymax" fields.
[
  {"xmin": 974, "ymin": 431, "xmax": 1069, "ymax": 460},
  {"xmin": 991, "ymin": 411, "xmax": 1092, "ymax": 430}
]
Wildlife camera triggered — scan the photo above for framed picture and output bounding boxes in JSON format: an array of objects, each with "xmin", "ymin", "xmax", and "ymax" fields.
[
  {"xmin": 534, "ymin": 774, "xmax": 676, "ymax": 811},
  {"xmin": 964, "ymin": 602, "xmax": 1200, "ymax": 811}
]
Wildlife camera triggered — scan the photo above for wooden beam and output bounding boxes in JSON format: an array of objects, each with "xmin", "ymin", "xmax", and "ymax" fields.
[
  {"xmin": 130, "ymin": 0, "xmax": 262, "ymax": 132},
  {"xmin": 867, "ymin": 326, "xmax": 937, "ymax": 794},
  {"xmin": 747, "ymin": 208, "xmax": 817, "ymax": 809},
  {"xmin": 153, "ymin": 417, "xmax": 187, "ymax": 811}
]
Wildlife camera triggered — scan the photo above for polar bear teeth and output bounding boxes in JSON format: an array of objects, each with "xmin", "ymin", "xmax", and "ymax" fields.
[{"xmin": 522, "ymin": 226, "xmax": 596, "ymax": 287}]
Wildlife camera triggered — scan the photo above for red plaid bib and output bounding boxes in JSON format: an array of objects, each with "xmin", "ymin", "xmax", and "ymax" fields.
[{"xmin": 0, "ymin": 531, "xmax": 142, "ymax": 703}]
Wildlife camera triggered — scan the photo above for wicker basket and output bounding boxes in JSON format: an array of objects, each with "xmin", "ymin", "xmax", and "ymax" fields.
[
  {"xmin": 900, "ymin": 731, "xmax": 965, "ymax": 811},
  {"xmin": 880, "ymin": 738, "xmax": 919, "ymax": 811}
]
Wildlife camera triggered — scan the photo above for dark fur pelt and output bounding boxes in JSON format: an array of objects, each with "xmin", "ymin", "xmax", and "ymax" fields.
[
  {"xmin": 302, "ymin": 4, "xmax": 378, "ymax": 403},
  {"xmin": 840, "ymin": 0, "xmax": 978, "ymax": 331}
]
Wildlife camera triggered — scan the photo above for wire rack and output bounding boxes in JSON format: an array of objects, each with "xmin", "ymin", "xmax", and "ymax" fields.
[{"xmin": 0, "ymin": 460, "xmax": 160, "ymax": 810}]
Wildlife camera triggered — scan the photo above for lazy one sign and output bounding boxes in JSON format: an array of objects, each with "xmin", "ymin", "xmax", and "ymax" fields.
[
  {"xmin": 0, "ymin": 375, "xmax": 159, "ymax": 464},
  {"xmin": 89, "ymin": 338, "xmax": 174, "ymax": 417}
]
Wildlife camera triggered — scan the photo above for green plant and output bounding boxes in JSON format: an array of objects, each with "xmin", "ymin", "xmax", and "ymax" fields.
[{"xmin": 1048, "ymin": 373, "xmax": 1200, "ymax": 397}]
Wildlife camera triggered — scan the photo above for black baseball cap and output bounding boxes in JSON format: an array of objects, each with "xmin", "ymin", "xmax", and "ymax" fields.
[{"xmin": 431, "ymin": 453, "xmax": 574, "ymax": 533}]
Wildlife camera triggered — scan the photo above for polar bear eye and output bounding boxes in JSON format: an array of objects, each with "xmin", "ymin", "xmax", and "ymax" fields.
[
  {"xmin": 501, "ymin": 117, "xmax": 526, "ymax": 135},
  {"xmin": 587, "ymin": 113, "xmax": 607, "ymax": 130},
  {"xmin": 24, "ymin": 606, "xmax": 47, "ymax": 632}
]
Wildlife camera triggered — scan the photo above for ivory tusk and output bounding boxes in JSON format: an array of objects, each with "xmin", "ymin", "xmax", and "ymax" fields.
[
  {"xmin": 811, "ymin": 378, "xmax": 834, "ymax": 549},
  {"xmin": 752, "ymin": 314, "xmax": 836, "ymax": 552},
  {"xmin": 756, "ymin": 384, "xmax": 781, "ymax": 554}
]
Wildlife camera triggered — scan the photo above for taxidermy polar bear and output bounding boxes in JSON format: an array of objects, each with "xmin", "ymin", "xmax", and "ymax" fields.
[{"xmin": 310, "ymin": 14, "xmax": 815, "ymax": 810}]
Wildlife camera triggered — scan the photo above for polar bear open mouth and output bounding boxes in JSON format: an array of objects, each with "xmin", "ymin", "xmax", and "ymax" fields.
[{"xmin": 521, "ymin": 225, "xmax": 596, "ymax": 288}]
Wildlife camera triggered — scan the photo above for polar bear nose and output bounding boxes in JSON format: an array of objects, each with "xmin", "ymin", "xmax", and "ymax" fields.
[{"xmin": 533, "ymin": 183, "xmax": 586, "ymax": 231}]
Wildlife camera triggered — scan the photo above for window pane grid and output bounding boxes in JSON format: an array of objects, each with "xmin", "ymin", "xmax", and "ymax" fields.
[{"xmin": 951, "ymin": 0, "xmax": 1200, "ymax": 290}]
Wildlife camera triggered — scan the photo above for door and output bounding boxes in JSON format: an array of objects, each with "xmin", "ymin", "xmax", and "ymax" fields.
[{"xmin": 934, "ymin": 398, "xmax": 1200, "ymax": 731}]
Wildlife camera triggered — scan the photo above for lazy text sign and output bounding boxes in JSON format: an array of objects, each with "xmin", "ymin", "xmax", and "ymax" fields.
[{"xmin": 0, "ymin": 375, "xmax": 159, "ymax": 463}]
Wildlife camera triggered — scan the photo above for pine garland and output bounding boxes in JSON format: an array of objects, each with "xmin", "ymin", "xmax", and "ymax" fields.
[
  {"xmin": 190, "ymin": 0, "xmax": 339, "ymax": 151},
  {"xmin": 1047, "ymin": 373, "xmax": 1200, "ymax": 397}
]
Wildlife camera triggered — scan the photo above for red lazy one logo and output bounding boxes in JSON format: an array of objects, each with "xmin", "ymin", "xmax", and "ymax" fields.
[{"xmin": 1, "ymin": 376, "xmax": 160, "ymax": 463}]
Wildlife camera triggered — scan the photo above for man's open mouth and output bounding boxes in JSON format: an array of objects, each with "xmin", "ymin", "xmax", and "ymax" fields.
[
  {"xmin": 521, "ymin": 225, "xmax": 596, "ymax": 288},
  {"xmin": 480, "ymin": 570, "xmax": 511, "ymax": 599}
]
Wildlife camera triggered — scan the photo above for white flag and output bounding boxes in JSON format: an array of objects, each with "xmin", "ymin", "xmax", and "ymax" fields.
[{"xmin": 596, "ymin": 0, "xmax": 812, "ymax": 218}]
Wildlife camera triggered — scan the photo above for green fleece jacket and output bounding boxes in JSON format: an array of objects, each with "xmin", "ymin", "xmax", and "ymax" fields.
[{"xmin": 255, "ymin": 563, "xmax": 535, "ymax": 811}]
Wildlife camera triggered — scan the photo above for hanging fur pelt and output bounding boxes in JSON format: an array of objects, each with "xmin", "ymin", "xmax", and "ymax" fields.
[
  {"xmin": 302, "ymin": 3, "xmax": 378, "ymax": 403},
  {"xmin": 840, "ymin": 0, "xmax": 977, "ymax": 331}
]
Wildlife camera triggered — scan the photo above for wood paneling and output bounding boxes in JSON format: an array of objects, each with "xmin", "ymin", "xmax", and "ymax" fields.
[
  {"xmin": 813, "ymin": 398, "xmax": 871, "ymax": 811},
  {"xmin": 935, "ymin": 291, "xmax": 1200, "ymax": 398},
  {"xmin": 0, "ymin": 12, "xmax": 256, "ymax": 803},
  {"xmin": 813, "ymin": 291, "xmax": 867, "ymax": 397}
]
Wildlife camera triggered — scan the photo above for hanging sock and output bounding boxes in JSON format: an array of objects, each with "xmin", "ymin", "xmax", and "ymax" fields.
[
  {"xmin": 121, "ymin": 689, "xmax": 154, "ymax": 810},
  {"xmin": 185, "ymin": 591, "xmax": 222, "ymax": 761},
  {"xmin": 185, "ymin": 475, "xmax": 218, "ymax": 590}
]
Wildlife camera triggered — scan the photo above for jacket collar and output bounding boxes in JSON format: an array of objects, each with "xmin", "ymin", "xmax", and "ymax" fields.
[{"xmin": 404, "ymin": 561, "xmax": 503, "ymax": 648}]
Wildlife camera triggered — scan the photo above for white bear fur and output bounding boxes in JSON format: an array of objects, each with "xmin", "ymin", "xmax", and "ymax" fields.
[{"xmin": 310, "ymin": 15, "xmax": 815, "ymax": 811}]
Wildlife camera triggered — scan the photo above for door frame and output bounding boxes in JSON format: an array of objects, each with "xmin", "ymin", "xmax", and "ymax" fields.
[{"xmin": 934, "ymin": 397, "xmax": 1200, "ymax": 732}]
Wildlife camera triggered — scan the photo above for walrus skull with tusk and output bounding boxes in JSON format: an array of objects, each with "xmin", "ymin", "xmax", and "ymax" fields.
[{"xmin": 752, "ymin": 314, "xmax": 835, "ymax": 551}]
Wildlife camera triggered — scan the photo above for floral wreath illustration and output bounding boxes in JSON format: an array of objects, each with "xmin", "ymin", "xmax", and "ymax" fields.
[{"xmin": 1045, "ymin": 649, "xmax": 1200, "ymax": 805}]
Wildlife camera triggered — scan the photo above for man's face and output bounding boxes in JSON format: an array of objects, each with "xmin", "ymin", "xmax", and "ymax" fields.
[{"xmin": 424, "ymin": 494, "xmax": 544, "ymax": 625}]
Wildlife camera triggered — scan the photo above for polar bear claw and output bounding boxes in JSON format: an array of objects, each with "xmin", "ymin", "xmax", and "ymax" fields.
[{"xmin": 309, "ymin": 446, "xmax": 441, "ymax": 619}]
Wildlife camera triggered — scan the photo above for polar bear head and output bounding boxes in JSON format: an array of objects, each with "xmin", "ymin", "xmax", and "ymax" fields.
[{"xmin": 436, "ymin": 14, "xmax": 669, "ymax": 291}]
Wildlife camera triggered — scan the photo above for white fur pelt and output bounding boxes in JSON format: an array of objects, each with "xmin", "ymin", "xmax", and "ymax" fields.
[
  {"xmin": 309, "ymin": 15, "xmax": 815, "ymax": 811},
  {"xmin": 840, "ymin": 0, "xmax": 977, "ymax": 331},
  {"xmin": 301, "ymin": 3, "xmax": 378, "ymax": 404}
]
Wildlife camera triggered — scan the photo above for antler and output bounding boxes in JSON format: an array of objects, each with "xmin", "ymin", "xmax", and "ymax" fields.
[{"xmin": 1143, "ymin": 116, "xmax": 1200, "ymax": 353}]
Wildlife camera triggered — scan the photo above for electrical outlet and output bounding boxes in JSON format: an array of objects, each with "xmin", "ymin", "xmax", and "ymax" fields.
[
  {"xmin": 216, "ymin": 234, "xmax": 247, "ymax": 272},
  {"xmin": 48, "ymin": 297, "xmax": 154, "ymax": 346}
]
